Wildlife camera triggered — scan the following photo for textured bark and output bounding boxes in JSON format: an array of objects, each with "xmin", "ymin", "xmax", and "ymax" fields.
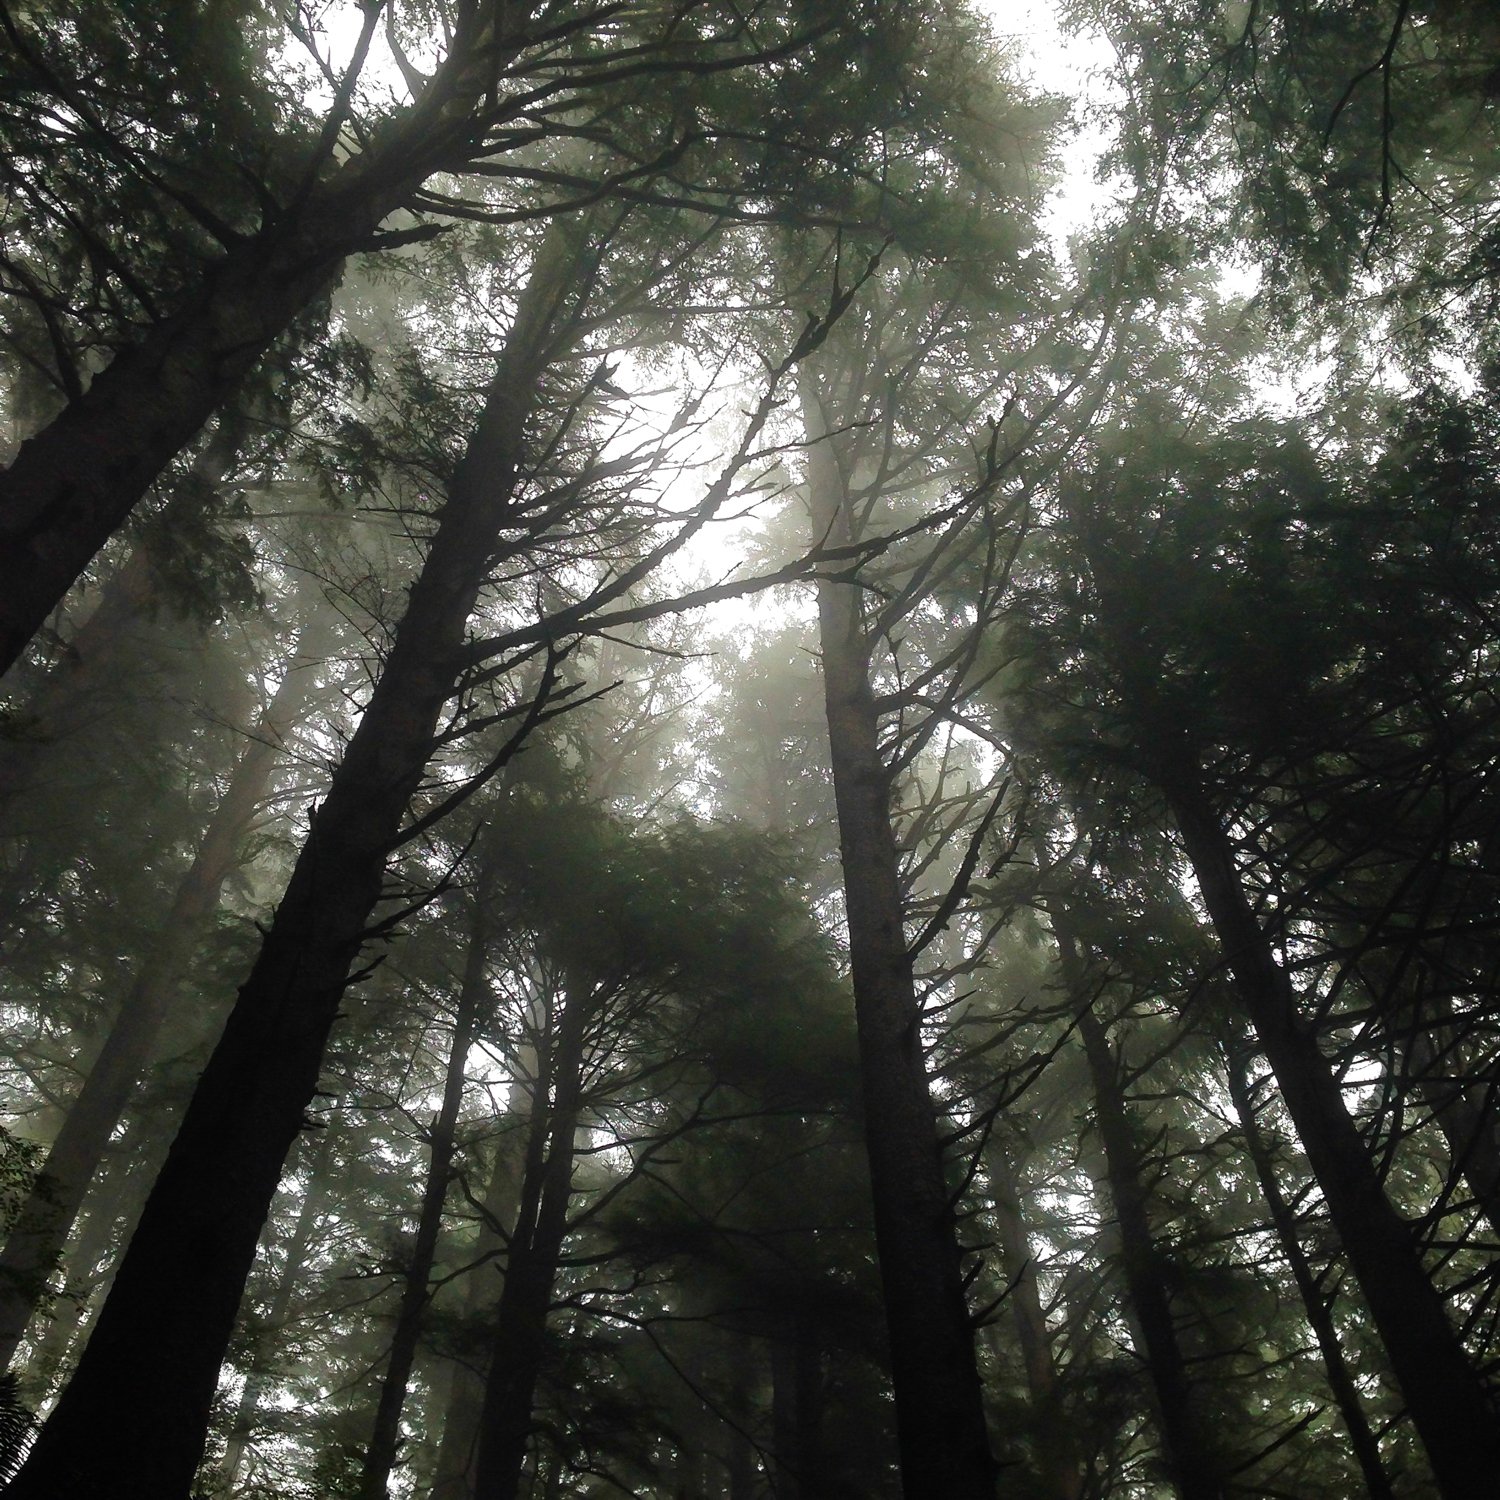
[
  {"xmin": 1168, "ymin": 779, "xmax": 1500, "ymax": 1499},
  {"xmin": 1221, "ymin": 1038, "xmax": 1395, "ymax": 1500},
  {"xmin": 470, "ymin": 979, "xmax": 590, "ymax": 1500},
  {"xmin": 0, "ymin": 9, "xmax": 532, "ymax": 677},
  {"xmin": 1066, "ymin": 958, "xmax": 1226, "ymax": 1500},
  {"xmin": 802, "ymin": 375, "xmax": 996, "ymax": 1500},
  {"xmin": 0, "ymin": 618, "xmax": 327, "ymax": 1370},
  {"xmin": 5, "ymin": 242, "xmax": 576, "ymax": 1500},
  {"xmin": 356, "ymin": 906, "xmax": 489, "ymax": 1500},
  {"xmin": 984, "ymin": 1140, "xmax": 1082, "ymax": 1500}
]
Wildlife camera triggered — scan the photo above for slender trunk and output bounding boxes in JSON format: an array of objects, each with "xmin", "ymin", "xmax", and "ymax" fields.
[
  {"xmin": 770, "ymin": 1317, "xmax": 821, "ymax": 1500},
  {"xmin": 218, "ymin": 1146, "xmax": 331, "ymax": 1495},
  {"xmin": 0, "ymin": 9, "xmax": 530, "ymax": 676},
  {"xmin": 1065, "ymin": 953, "xmax": 1225, "ymax": 1500},
  {"xmin": 1073, "ymin": 515, "xmax": 1500, "ymax": 1495},
  {"xmin": 801, "ymin": 375, "xmax": 996, "ymax": 1500},
  {"xmin": 470, "ymin": 982, "xmax": 590, "ymax": 1500},
  {"xmin": 673, "ymin": 1381, "xmax": 708, "ymax": 1500},
  {"xmin": 5, "ymin": 242, "xmax": 578, "ymax": 1500},
  {"xmin": 0, "ymin": 414, "xmax": 243, "ymax": 820},
  {"xmin": 0, "ymin": 545, "xmax": 153, "ymax": 822},
  {"xmin": 984, "ymin": 1140, "xmax": 1082, "ymax": 1500},
  {"xmin": 1220, "ymin": 1037, "xmax": 1396, "ymax": 1500},
  {"xmin": 356, "ymin": 906, "xmax": 490, "ymax": 1500},
  {"xmin": 0, "ymin": 618, "xmax": 327, "ymax": 1370},
  {"xmin": 1168, "ymin": 778, "xmax": 1500, "ymax": 1498},
  {"xmin": 430, "ymin": 1129, "xmax": 525, "ymax": 1500},
  {"xmin": 24, "ymin": 1117, "xmax": 169, "ymax": 1392},
  {"xmin": 1407, "ymin": 1018, "xmax": 1500, "ymax": 1241},
  {"xmin": 21, "ymin": 1170, "xmax": 127, "ymax": 1392},
  {"xmin": 725, "ymin": 1351, "xmax": 760, "ymax": 1500}
]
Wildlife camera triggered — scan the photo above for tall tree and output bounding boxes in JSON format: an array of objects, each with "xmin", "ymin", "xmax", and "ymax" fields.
[{"xmin": 0, "ymin": 0, "xmax": 904, "ymax": 674}]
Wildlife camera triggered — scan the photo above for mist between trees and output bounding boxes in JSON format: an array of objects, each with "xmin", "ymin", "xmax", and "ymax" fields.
[{"xmin": 0, "ymin": 2, "xmax": 1497, "ymax": 1497}]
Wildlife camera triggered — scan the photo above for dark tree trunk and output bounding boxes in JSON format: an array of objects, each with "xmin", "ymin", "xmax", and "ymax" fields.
[
  {"xmin": 1064, "ymin": 944, "xmax": 1226, "ymax": 1500},
  {"xmin": 4, "ymin": 243, "xmax": 578, "ymax": 1500},
  {"xmin": 984, "ymin": 1138, "xmax": 1082, "ymax": 1500},
  {"xmin": 1167, "ymin": 777, "xmax": 1500, "ymax": 1499},
  {"xmin": 0, "ymin": 11, "xmax": 521, "ymax": 677},
  {"xmin": 802, "ymin": 376, "xmax": 996, "ymax": 1500},
  {"xmin": 770, "ymin": 1317, "xmax": 821, "ymax": 1500},
  {"xmin": 470, "ymin": 979, "xmax": 590, "ymax": 1500},
  {"xmin": 1220, "ymin": 1036, "xmax": 1396, "ymax": 1500},
  {"xmin": 356, "ymin": 904, "xmax": 490, "ymax": 1500},
  {"xmin": 0, "ymin": 616, "xmax": 326, "ymax": 1370}
]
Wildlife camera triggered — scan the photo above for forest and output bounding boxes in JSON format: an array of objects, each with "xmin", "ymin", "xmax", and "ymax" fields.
[{"xmin": 0, "ymin": 1, "xmax": 1497, "ymax": 1496}]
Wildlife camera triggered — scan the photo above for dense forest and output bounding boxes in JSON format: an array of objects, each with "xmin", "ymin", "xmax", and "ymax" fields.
[{"xmin": 0, "ymin": 1, "xmax": 1498, "ymax": 1496}]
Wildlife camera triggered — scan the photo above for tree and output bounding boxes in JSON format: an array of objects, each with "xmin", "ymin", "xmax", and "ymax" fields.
[
  {"xmin": 0, "ymin": 0, "xmax": 936, "ymax": 675},
  {"xmin": 1002, "ymin": 372, "xmax": 1500, "ymax": 1495},
  {"xmin": 5, "ymin": 213, "xmax": 605, "ymax": 1499}
]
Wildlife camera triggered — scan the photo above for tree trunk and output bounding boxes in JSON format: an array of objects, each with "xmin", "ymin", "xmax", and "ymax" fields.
[
  {"xmin": 770, "ymin": 1317, "xmax": 821, "ymax": 1500},
  {"xmin": 1406, "ymin": 1015, "xmax": 1500, "ymax": 1241},
  {"xmin": 429, "ymin": 1125, "xmax": 526, "ymax": 1500},
  {"xmin": 470, "ymin": 978, "xmax": 591, "ymax": 1500},
  {"xmin": 218, "ymin": 1140, "xmax": 332, "ymax": 1495},
  {"xmin": 4, "ymin": 239, "xmax": 580, "ymax": 1500},
  {"xmin": 0, "ymin": 8, "xmax": 527, "ymax": 676},
  {"xmin": 0, "ymin": 414, "xmax": 244, "ymax": 822},
  {"xmin": 1063, "ymin": 942, "xmax": 1225, "ymax": 1500},
  {"xmin": 984, "ymin": 1138, "xmax": 1082, "ymax": 1500},
  {"xmin": 22, "ymin": 1114, "xmax": 168, "ymax": 1393},
  {"xmin": 802, "ymin": 374, "xmax": 996, "ymax": 1500},
  {"xmin": 0, "ymin": 614, "xmax": 327, "ymax": 1370},
  {"xmin": 1167, "ymin": 777, "xmax": 1500, "ymax": 1499},
  {"xmin": 1220, "ymin": 1036, "xmax": 1396, "ymax": 1500},
  {"xmin": 355, "ymin": 903, "xmax": 490, "ymax": 1500},
  {"xmin": 722, "ymin": 1345, "xmax": 761, "ymax": 1500}
]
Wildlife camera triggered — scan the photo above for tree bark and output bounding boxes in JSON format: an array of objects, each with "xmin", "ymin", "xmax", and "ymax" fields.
[
  {"xmin": 802, "ymin": 373, "xmax": 997, "ymax": 1500},
  {"xmin": 1064, "ymin": 945, "xmax": 1226, "ymax": 1500},
  {"xmin": 1220, "ymin": 1036, "xmax": 1396, "ymax": 1500},
  {"xmin": 355, "ymin": 903, "xmax": 490, "ymax": 1500},
  {"xmin": 0, "ymin": 614, "xmax": 327, "ymax": 1370},
  {"xmin": 4, "ymin": 238, "xmax": 579, "ymax": 1500},
  {"xmin": 1167, "ymin": 778, "xmax": 1500, "ymax": 1499},
  {"xmin": 470, "ymin": 976, "xmax": 591, "ymax": 1500},
  {"xmin": 0, "ymin": 8, "xmax": 532, "ymax": 677}
]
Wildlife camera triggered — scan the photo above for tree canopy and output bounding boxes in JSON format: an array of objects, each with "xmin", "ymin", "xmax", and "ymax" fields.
[{"xmin": 1, "ymin": 2, "xmax": 1498, "ymax": 1497}]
